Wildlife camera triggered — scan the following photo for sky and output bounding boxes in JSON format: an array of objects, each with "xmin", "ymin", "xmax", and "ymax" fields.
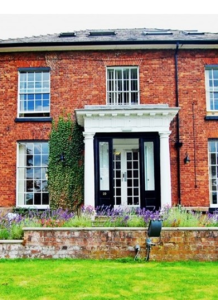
[{"xmin": 1, "ymin": 1, "xmax": 218, "ymax": 40}]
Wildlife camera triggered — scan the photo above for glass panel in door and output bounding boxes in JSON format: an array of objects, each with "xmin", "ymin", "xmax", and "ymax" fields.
[
  {"xmin": 144, "ymin": 142, "xmax": 155, "ymax": 191},
  {"xmin": 99, "ymin": 142, "xmax": 110, "ymax": 190},
  {"xmin": 113, "ymin": 146, "xmax": 140, "ymax": 207}
]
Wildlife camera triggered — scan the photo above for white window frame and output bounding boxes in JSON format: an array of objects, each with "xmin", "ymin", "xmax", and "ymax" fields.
[
  {"xmin": 208, "ymin": 139, "xmax": 218, "ymax": 208},
  {"xmin": 106, "ymin": 67, "xmax": 139, "ymax": 105},
  {"xmin": 16, "ymin": 141, "xmax": 49, "ymax": 208},
  {"xmin": 18, "ymin": 68, "xmax": 50, "ymax": 118},
  {"xmin": 205, "ymin": 66, "xmax": 218, "ymax": 111}
]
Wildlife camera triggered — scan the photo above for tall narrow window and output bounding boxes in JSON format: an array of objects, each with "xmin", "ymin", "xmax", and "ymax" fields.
[
  {"xmin": 18, "ymin": 68, "xmax": 50, "ymax": 117},
  {"xmin": 17, "ymin": 142, "xmax": 49, "ymax": 207},
  {"xmin": 205, "ymin": 66, "xmax": 218, "ymax": 111},
  {"xmin": 99, "ymin": 142, "xmax": 110, "ymax": 190},
  {"xmin": 144, "ymin": 142, "xmax": 155, "ymax": 191},
  {"xmin": 107, "ymin": 67, "xmax": 139, "ymax": 105},
  {"xmin": 208, "ymin": 140, "xmax": 218, "ymax": 207}
]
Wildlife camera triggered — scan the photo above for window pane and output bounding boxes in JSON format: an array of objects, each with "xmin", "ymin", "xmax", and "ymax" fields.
[
  {"xmin": 144, "ymin": 142, "xmax": 155, "ymax": 190},
  {"xmin": 99, "ymin": 142, "xmax": 110, "ymax": 190},
  {"xmin": 20, "ymin": 73, "xmax": 26, "ymax": 81},
  {"xmin": 123, "ymin": 69, "xmax": 129, "ymax": 79},
  {"xmin": 25, "ymin": 194, "xmax": 33, "ymax": 205},
  {"xmin": 28, "ymin": 73, "xmax": 34, "ymax": 81},
  {"xmin": 210, "ymin": 153, "xmax": 216, "ymax": 164},
  {"xmin": 131, "ymin": 80, "xmax": 138, "ymax": 91},
  {"xmin": 131, "ymin": 69, "xmax": 137, "ymax": 79},
  {"xmin": 214, "ymin": 70, "xmax": 218, "ymax": 79},
  {"xmin": 42, "ymin": 193, "xmax": 49, "ymax": 205},
  {"xmin": 43, "ymin": 72, "xmax": 49, "ymax": 81},
  {"xmin": 35, "ymin": 73, "xmax": 42, "ymax": 81}
]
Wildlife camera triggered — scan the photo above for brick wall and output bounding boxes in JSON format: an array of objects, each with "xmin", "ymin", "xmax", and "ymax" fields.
[
  {"xmin": 1, "ymin": 49, "xmax": 218, "ymax": 207},
  {"xmin": 0, "ymin": 228, "xmax": 217, "ymax": 261}
]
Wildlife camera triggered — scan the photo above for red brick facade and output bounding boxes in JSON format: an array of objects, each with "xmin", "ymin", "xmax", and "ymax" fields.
[{"xmin": 0, "ymin": 47, "xmax": 218, "ymax": 209}]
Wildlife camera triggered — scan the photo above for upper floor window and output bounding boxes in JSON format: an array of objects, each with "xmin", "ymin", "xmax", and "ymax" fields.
[
  {"xmin": 205, "ymin": 66, "xmax": 218, "ymax": 111},
  {"xmin": 107, "ymin": 67, "xmax": 139, "ymax": 105},
  {"xmin": 18, "ymin": 68, "xmax": 50, "ymax": 117}
]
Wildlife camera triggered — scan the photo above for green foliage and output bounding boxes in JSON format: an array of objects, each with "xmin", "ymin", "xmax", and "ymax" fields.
[
  {"xmin": 63, "ymin": 216, "xmax": 92, "ymax": 227},
  {"xmin": 0, "ymin": 228, "xmax": 10, "ymax": 239},
  {"xmin": 0, "ymin": 223, "xmax": 24, "ymax": 240},
  {"xmin": 93, "ymin": 215, "xmax": 146, "ymax": 227},
  {"xmin": 10, "ymin": 224, "xmax": 24, "ymax": 240},
  {"xmin": 48, "ymin": 115, "xmax": 84, "ymax": 211},
  {"xmin": 127, "ymin": 215, "xmax": 145, "ymax": 227},
  {"xmin": 162, "ymin": 206, "xmax": 206, "ymax": 227}
]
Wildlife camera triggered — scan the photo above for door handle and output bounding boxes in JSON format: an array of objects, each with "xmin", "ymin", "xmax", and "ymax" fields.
[{"xmin": 122, "ymin": 172, "xmax": 127, "ymax": 181}]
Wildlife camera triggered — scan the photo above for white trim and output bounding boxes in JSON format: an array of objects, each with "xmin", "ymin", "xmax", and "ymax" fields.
[{"xmin": 159, "ymin": 131, "xmax": 172, "ymax": 207}]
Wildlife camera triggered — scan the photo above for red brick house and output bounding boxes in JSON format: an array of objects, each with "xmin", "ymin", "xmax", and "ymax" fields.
[{"xmin": 0, "ymin": 28, "xmax": 218, "ymax": 212}]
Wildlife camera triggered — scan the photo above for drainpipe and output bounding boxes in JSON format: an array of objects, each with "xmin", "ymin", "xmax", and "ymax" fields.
[{"xmin": 174, "ymin": 42, "xmax": 182, "ymax": 205}]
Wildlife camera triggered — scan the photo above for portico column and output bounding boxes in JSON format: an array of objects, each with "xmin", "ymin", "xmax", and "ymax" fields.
[
  {"xmin": 159, "ymin": 131, "xmax": 172, "ymax": 208},
  {"xmin": 83, "ymin": 132, "xmax": 95, "ymax": 207}
]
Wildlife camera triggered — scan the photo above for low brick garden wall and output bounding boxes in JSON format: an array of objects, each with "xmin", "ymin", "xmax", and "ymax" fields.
[{"xmin": 0, "ymin": 227, "xmax": 218, "ymax": 261}]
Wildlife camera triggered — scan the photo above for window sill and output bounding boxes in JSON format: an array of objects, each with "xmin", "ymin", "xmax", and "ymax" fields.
[
  {"xmin": 205, "ymin": 116, "xmax": 218, "ymax": 120},
  {"xmin": 15, "ymin": 117, "xmax": 53, "ymax": 122}
]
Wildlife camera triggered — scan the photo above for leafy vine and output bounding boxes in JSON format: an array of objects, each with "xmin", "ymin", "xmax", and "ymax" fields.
[{"xmin": 48, "ymin": 115, "xmax": 84, "ymax": 211}]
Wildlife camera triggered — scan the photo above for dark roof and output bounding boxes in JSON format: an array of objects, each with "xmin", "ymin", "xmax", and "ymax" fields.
[{"xmin": 1, "ymin": 28, "xmax": 218, "ymax": 48}]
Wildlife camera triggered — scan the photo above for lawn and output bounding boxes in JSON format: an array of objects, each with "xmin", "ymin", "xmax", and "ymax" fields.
[{"xmin": 0, "ymin": 259, "xmax": 217, "ymax": 300}]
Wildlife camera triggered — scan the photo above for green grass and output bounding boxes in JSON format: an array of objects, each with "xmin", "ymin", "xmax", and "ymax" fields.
[{"xmin": 0, "ymin": 259, "xmax": 217, "ymax": 300}]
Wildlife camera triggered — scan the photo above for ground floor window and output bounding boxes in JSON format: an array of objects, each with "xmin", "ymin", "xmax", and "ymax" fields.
[
  {"xmin": 208, "ymin": 140, "xmax": 218, "ymax": 206},
  {"xmin": 17, "ymin": 141, "xmax": 49, "ymax": 207}
]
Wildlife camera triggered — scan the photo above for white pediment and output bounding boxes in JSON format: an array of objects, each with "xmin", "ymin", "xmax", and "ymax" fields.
[{"xmin": 75, "ymin": 105, "xmax": 179, "ymax": 133}]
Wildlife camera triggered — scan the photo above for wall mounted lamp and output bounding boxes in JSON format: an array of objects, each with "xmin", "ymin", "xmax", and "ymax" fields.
[
  {"xmin": 184, "ymin": 153, "xmax": 190, "ymax": 164},
  {"xmin": 60, "ymin": 152, "xmax": 65, "ymax": 163}
]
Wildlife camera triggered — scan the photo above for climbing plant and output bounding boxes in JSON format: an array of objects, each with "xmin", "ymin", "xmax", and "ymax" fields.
[{"xmin": 48, "ymin": 115, "xmax": 84, "ymax": 211}]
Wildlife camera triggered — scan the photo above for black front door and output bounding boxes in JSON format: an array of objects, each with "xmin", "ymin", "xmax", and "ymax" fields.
[{"xmin": 94, "ymin": 133, "xmax": 160, "ymax": 210}]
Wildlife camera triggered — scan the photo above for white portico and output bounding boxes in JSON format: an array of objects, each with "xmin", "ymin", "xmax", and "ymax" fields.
[{"xmin": 75, "ymin": 105, "xmax": 179, "ymax": 209}]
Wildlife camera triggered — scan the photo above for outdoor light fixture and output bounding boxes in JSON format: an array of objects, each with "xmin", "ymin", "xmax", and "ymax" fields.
[
  {"xmin": 145, "ymin": 219, "xmax": 162, "ymax": 261},
  {"xmin": 60, "ymin": 153, "xmax": 65, "ymax": 163},
  {"xmin": 184, "ymin": 153, "xmax": 190, "ymax": 164}
]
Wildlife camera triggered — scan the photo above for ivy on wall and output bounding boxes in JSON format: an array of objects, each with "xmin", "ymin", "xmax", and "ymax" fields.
[{"xmin": 48, "ymin": 115, "xmax": 84, "ymax": 211}]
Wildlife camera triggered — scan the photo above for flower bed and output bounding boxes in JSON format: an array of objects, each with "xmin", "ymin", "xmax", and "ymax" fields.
[{"xmin": 0, "ymin": 205, "xmax": 218, "ymax": 240}]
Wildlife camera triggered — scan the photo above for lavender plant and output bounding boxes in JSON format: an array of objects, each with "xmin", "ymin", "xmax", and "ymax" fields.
[
  {"xmin": 0, "ymin": 206, "xmax": 218, "ymax": 240},
  {"xmin": 0, "ymin": 212, "xmax": 24, "ymax": 239}
]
